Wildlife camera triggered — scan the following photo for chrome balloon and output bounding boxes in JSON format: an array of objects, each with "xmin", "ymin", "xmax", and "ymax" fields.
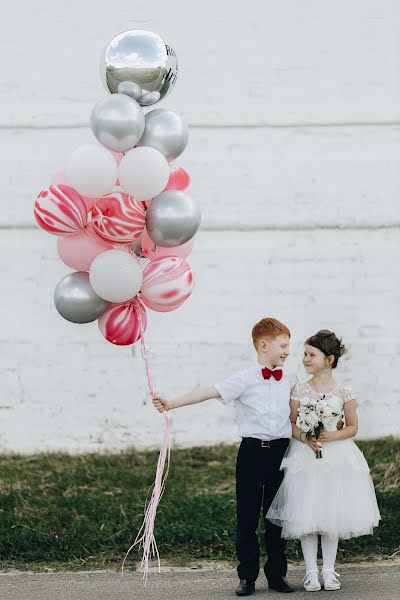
[
  {"xmin": 145, "ymin": 190, "xmax": 201, "ymax": 248},
  {"xmin": 139, "ymin": 91, "xmax": 161, "ymax": 106},
  {"xmin": 54, "ymin": 271, "xmax": 110, "ymax": 324},
  {"xmin": 137, "ymin": 108, "xmax": 189, "ymax": 162},
  {"xmin": 90, "ymin": 94, "xmax": 145, "ymax": 153},
  {"xmin": 117, "ymin": 81, "xmax": 143, "ymax": 101},
  {"xmin": 100, "ymin": 30, "xmax": 178, "ymax": 106},
  {"xmin": 131, "ymin": 235, "xmax": 143, "ymax": 257}
]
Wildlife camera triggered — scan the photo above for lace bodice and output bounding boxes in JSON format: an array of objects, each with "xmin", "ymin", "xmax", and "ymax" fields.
[{"xmin": 291, "ymin": 381, "xmax": 356, "ymax": 430}]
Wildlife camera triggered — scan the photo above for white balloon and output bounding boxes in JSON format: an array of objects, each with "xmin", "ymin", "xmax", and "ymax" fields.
[
  {"xmin": 89, "ymin": 250, "xmax": 143, "ymax": 302},
  {"xmin": 66, "ymin": 145, "xmax": 118, "ymax": 198},
  {"xmin": 118, "ymin": 147, "xmax": 169, "ymax": 201}
]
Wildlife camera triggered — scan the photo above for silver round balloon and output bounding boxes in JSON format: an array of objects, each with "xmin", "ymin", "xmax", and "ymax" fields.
[
  {"xmin": 100, "ymin": 30, "xmax": 178, "ymax": 106},
  {"xmin": 139, "ymin": 91, "xmax": 161, "ymax": 106},
  {"xmin": 131, "ymin": 235, "xmax": 143, "ymax": 257},
  {"xmin": 137, "ymin": 109, "xmax": 189, "ymax": 162},
  {"xmin": 146, "ymin": 190, "xmax": 201, "ymax": 248},
  {"xmin": 117, "ymin": 81, "xmax": 143, "ymax": 101},
  {"xmin": 90, "ymin": 94, "xmax": 145, "ymax": 153},
  {"xmin": 54, "ymin": 272, "xmax": 110, "ymax": 324}
]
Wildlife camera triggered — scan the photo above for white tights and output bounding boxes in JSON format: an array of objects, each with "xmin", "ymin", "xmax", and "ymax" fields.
[{"xmin": 300, "ymin": 534, "xmax": 339, "ymax": 574}]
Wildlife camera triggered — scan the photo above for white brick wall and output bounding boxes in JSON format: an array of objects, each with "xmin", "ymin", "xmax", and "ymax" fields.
[{"xmin": 1, "ymin": 1, "xmax": 399, "ymax": 451}]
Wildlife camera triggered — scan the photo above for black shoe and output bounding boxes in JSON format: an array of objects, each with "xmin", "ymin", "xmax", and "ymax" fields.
[
  {"xmin": 236, "ymin": 579, "xmax": 256, "ymax": 596},
  {"xmin": 267, "ymin": 576, "xmax": 294, "ymax": 593}
]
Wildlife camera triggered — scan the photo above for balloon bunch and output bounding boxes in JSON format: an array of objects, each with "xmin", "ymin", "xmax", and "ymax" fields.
[{"xmin": 34, "ymin": 29, "xmax": 201, "ymax": 348}]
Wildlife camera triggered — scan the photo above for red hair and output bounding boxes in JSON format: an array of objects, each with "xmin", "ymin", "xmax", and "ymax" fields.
[{"xmin": 252, "ymin": 317, "xmax": 291, "ymax": 348}]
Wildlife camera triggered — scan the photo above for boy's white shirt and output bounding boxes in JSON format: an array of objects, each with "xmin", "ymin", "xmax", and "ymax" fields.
[{"xmin": 214, "ymin": 363, "xmax": 297, "ymax": 441}]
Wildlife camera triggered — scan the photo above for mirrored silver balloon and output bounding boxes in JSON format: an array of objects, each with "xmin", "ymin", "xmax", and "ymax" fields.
[
  {"xmin": 100, "ymin": 30, "xmax": 178, "ymax": 106},
  {"xmin": 145, "ymin": 190, "xmax": 201, "ymax": 248},
  {"xmin": 91, "ymin": 94, "xmax": 145, "ymax": 153},
  {"xmin": 117, "ymin": 81, "xmax": 143, "ymax": 101},
  {"xmin": 131, "ymin": 235, "xmax": 143, "ymax": 256},
  {"xmin": 137, "ymin": 109, "xmax": 189, "ymax": 162},
  {"xmin": 54, "ymin": 271, "xmax": 110, "ymax": 324},
  {"xmin": 139, "ymin": 91, "xmax": 161, "ymax": 106}
]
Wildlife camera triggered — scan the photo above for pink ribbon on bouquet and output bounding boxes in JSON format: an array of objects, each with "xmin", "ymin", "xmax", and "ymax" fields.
[{"xmin": 122, "ymin": 298, "xmax": 172, "ymax": 584}]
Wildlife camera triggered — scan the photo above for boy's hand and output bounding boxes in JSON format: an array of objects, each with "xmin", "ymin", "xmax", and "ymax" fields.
[{"xmin": 152, "ymin": 395, "xmax": 172, "ymax": 413}]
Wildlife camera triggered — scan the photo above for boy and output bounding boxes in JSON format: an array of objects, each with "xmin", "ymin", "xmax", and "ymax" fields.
[{"xmin": 152, "ymin": 317, "xmax": 296, "ymax": 595}]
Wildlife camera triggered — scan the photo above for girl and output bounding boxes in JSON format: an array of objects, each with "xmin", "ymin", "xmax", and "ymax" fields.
[{"xmin": 267, "ymin": 330, "xmax": 380, "ymax": 592}]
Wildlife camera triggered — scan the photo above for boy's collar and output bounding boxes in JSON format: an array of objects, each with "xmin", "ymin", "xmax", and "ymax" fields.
[{"xmin": 256, "ymin": 361, "xmax": 282, "ymax": 371}]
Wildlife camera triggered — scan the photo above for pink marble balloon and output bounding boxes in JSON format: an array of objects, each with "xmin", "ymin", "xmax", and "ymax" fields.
[
  {"xmin": 51, "ymin": 154, "xmax": 123, "ymax": 212},
  {"xmin": 98, "ymin": 299, "xmax": 147, "ymax": 346},
  {"xmin": 92, "ymin": 192, "xmax": 146, "ymax": 245},
  {"xmin": 34, "ymin": 184, "xmax": 88, "ymax": 235},
  {"xmin": 141, "ymin": 227, "xmax": 194, "ymax": 261},
  {"xmin": 51, "ymin": 168, "xmax": 96, "ymax": 212},
  {"xmin": 140, "ymin": 256, "xmax": 194, "ymax": 309},
  {"xmin": 163, "ymin": 165, "xmax": 191, "ymax": 191},
  {"xmin": 81, "ymin": 196, "xmax": 97, "ymax": 212},
  {"xmin": 140, "ymin": 296, "xmax": 183, "ymax": 312},
  {"xmin": 57, "ymin": 223, "xmax": 113, "ymax": 271}
]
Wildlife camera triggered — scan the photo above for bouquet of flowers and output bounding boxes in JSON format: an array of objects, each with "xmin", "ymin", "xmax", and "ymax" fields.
[{"xmin": 297, "ymin": 395, "xmax": 342, "ymax": 458}]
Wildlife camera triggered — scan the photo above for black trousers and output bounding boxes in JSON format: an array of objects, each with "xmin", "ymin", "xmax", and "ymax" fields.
[{"xmin": 235, "ymin": 437, "xmax": 289, "ymax": 582}]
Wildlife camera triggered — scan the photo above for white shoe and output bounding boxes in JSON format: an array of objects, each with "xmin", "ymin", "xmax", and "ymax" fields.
[
  {"xmin": 322, "ymin": 570, "xmax": 341, "ymax": 591},
  {"xmin": 303, "ymin": 571, "xmax": 321, "ymax": 592}
]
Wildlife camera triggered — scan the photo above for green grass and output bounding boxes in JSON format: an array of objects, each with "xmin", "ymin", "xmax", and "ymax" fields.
[{"xmin": 0, "ymin": 438, "xmax": 398, "ymax": 571}]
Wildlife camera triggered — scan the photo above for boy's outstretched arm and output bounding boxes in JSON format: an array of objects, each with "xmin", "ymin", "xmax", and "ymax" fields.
[{"xmin": 152, "ymin": 386, "xmax": 221, "ymax": 412}]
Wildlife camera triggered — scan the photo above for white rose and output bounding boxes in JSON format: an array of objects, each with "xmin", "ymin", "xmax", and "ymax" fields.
[
  {"xmin": 318, "ymin": 405, "xmax": 333, "ymax": 418},
  {"xmin": 316, "ymin": 399, "xmax": 329, "ymax": 409},
  {"xmin": 305, "ymin": 412, "xmax": 319, "ymax": 428},
  {"xmin": 323, "ymin": 416, "xmax": 339, "ymax": 431},
  {"xmin": 316, "ymin": 400, "xmax": 332, "ymax": 418}
]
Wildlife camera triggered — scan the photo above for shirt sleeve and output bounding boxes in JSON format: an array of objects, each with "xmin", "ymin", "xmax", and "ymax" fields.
[{"xmin": 214, "ymin": 370, "xmax": 245, "ymax": 404}]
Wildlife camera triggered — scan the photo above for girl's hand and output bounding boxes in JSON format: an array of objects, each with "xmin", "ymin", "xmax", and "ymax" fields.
[
  {"xmin": 152, "ymin": 395, "xmax": 172, "ymax": 413},
  {"xmin": 307, "ymin": 436, "xmax": 322, "ymax": 452},
  {"xmin": 319, "ymin": 430, "xmax": 337, "ymax": 442}
]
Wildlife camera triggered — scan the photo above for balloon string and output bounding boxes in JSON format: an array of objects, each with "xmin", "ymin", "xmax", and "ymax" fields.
[{"xmin": 122, "ymin": 298, "xmax": 172, "ymax": 584}]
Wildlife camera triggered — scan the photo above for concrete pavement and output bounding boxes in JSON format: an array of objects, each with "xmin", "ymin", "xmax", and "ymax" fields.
[{"xmin": 0, "ymin": 562, "xmax": 398, "ymax": 600}]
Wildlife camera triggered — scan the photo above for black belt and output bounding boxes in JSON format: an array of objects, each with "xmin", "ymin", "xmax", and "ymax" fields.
[{"xmin": 241, "ymin": 437, "xmax": 290, "ymax": 448}]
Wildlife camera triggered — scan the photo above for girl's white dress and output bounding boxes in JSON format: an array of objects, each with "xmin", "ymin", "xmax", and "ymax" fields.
[{"xmin": 266, "ymin": 382, "xmax": 381, "ymax": 539}]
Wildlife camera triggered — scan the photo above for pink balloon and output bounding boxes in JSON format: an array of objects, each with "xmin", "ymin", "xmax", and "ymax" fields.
[
  {"xmin": 141, "ymin": 228, "xmax": 194, "ymax": 260},
  {"xmin": 98, "ymin": 299, "xmax": 147, "ymax": 345},
  {"xmin": 140, "ymin": 256, "xmax": 194, "ymax": 309},
  {"xmin": 164, "ymin": 165, "xmax": 191, "ymax": 191},
  {"xmin": 34, "ymin": 184, "xmax": 88, "ymax": 235},
  {"xmin": 92, "ymin": 192, "xmax": 146, "ymax": 245},
  {"xmin": 57, "ymin": 224, "xmax": 113, "ymax": 271},
  {"xmin": 81, "ymin": 196, "xmax": 96, "ymax": 212},
  {"xmin": 142, "ymin": 165, "xmax": 190, "ymax": 208},
  {"xmin": 139, "ymin": 296, "xmax": 183, "ymax": 312}
]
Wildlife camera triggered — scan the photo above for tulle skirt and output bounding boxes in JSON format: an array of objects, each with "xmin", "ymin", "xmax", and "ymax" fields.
[{"xmin": 266, "ymin": 438, "xmax": 380, "ymax": 540}]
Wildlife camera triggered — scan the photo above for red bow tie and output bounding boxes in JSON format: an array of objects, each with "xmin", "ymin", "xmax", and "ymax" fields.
[{"xmin": 262, "ymin": 367, "xmax": 283, "ymax": 381}]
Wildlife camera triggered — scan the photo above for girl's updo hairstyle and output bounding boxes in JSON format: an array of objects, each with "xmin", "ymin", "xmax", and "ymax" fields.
[{"xmin": 305, "ymin": 330, "xmax": 346, "ymax": 369}]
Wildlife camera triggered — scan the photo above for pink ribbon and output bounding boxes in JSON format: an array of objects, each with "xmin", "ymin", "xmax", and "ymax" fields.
[{"xmin": 122, "ymin": 297, "xmax": 172, "ymax": 584}]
